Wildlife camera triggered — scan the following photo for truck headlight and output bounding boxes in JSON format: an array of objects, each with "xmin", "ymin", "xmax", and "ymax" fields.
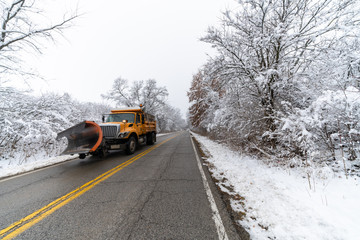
[{"xmin": 118, "ymin": 131, "xmax": 130, "ymax": 138}]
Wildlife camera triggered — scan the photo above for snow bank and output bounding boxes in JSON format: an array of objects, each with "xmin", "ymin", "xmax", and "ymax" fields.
[
  {"xmin": 0, "ymin": 154, "xmax": 77, "ymax": 179},
  {"xmin": 192, "ymin": 132, "xmax": 360, "ymax": 240}
]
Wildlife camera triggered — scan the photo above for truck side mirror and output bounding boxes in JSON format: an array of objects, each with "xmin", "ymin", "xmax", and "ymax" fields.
[{"xmin": 102, "ymin": 115, "xmax": 105, "ymax": 123}]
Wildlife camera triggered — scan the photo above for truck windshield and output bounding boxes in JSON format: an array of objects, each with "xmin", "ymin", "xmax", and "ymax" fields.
[{"xmin": 106, "ymin": 113, "xmax": 135, "ymax": 123}]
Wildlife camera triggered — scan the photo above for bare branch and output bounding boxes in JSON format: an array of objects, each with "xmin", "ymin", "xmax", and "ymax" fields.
[{"xmin": 0, "ymin": 0, "xmax": 78, "ymax": 79}]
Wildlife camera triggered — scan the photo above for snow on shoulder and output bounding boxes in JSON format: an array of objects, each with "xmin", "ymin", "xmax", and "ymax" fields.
[
  {"xmin": 0, "ymin": 154, "xmax": 77, "ymax": 179},
  {"xmin": 191, "ymin": 132, "xmax": 360, "ymax": 240}
]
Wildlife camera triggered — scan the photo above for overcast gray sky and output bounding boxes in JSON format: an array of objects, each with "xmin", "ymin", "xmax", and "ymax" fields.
[{"xmin": 24, "ymin": 0, "xmax": 239, "ymax": 116}]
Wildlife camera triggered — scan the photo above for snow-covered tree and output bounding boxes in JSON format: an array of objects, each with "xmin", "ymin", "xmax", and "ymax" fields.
[
  {"xmin": 280, "ymin": 87, "xmax": 360, "ymax": 162},
  {"xmin": 0, "ymin": 87, "xmax": 110, "ymax": 164},
  {"xmin": 157, "ymin": 104, "xmax": 187, "ymax": 132},
  {"xmin": 189, "ymin": 0, "xmax": 360, "ymax": 165},
  {"xmin": 102, "ymin": 77, "xmax": 168, "ymax": 115},
  {"xmin": 187, "ymin": 67, "xmax": 226, "ymax": 136},
  {"xmin": 188, "ymin": 71, "xmax": 209, "ymax": 129}
]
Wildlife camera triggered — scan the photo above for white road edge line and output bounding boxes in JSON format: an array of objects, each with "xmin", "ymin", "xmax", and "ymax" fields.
[{"xmin": 190, "ymin": 135, "xmax": 229, "ymax": 240}]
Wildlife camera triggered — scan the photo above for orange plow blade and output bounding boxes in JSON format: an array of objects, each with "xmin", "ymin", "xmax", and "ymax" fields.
[{"xmin": 56, "ymin": 121, "xmax": 103, "ymax": 155}]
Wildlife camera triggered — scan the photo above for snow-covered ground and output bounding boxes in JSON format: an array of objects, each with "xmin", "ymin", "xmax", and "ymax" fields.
[
  {"xmin": 192, "ymin": 132, "xmax": 360, "ymax": 240},
  {"xmin": 0, "ymin": 154, "xmax": 77, "ymax": 179}
]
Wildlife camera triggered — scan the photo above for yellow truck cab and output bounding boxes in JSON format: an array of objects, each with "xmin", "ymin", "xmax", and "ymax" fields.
[{"xmin": 99, "ymin": 106, "xmax": 157, "ymax": 155}]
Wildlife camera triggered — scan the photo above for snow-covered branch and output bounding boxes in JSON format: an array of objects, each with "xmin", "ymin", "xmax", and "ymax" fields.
[{"xmin": 0, "ymin": 0, "xmax": 78, "ymax": 78}]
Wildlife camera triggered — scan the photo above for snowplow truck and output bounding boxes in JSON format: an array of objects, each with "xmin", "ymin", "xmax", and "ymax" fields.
[{"xmin": 56, "ymin": 106, "xmax": 157, "ymax": 159}]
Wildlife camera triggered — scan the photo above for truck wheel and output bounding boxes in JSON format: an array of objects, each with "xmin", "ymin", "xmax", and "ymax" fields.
[
  {"xmin": 99, "ymin": 148, "xmax": 108, "ymax": 158},
  {"xmin": 147, "ymin": 132, "xmax": 156, "ymax": 145},
  {"xmin": 126, "ymin": 136, "xmax": 137, "ymax": 154}
]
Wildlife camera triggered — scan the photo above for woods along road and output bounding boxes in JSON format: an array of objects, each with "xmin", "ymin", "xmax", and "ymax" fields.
[{"xmin": 0, "ymin": 132, "xmax": 242, "ymax": 240}]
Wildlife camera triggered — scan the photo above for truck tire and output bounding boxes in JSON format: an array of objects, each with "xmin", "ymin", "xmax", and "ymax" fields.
[
  {"xmin": 99, "ymin": 147, "xmax": 108, "ymax": 158},
  {"xmin": 146, "ymin": 132, "xmax": 156, "ymax": 145},
  {"xmin": 126, "ymin": 136, "xmax": 137, "ymax": 154}
]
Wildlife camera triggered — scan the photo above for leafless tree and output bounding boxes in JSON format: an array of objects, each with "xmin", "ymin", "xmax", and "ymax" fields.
[
  {"xmin": 0, "ymin": 0, "xmax": 77, "ymax": 81},
  {"xmin": 102, "ymin": 77, "xmax": 168, "ymax": 114}
]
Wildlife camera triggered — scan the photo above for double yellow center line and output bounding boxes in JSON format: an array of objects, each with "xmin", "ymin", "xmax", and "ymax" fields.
[{"xmin": 0, "ymin": 135, "xmax": 177, "ymax": 240}]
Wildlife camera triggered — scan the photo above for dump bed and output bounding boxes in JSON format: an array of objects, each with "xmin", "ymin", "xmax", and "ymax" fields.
[{"xmin": 143, "ymin": 113, "xmax": 156, "ymax": 133}]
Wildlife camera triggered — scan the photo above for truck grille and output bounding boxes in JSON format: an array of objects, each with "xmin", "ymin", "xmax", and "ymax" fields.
[{"xmin": 100, "ymin": 125, "xmax": 119, "ymax": 138}]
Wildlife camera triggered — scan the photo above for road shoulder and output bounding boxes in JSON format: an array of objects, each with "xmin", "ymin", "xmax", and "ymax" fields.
[{"xmin": 190, "ymin": 132, "xmax": 250, "ymax": 240}]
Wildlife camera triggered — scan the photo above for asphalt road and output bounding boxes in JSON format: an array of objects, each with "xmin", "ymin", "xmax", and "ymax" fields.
[{"xmin": 0, "ymin": 132, "xmax": 241, "ymax": 240}]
